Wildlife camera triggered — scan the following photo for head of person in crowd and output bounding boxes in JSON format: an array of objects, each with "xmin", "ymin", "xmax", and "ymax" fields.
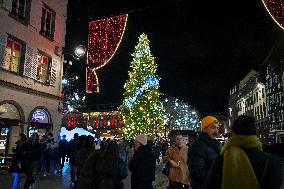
[
  {"xmin": 18, "ymin": 133, "xmax": 28, "ymax": 142},
  {"xmin": 134, "ymin": 134, "xmax": 147, "ymax": 151},
  {"xmin": 96, "ymin": 140, "xmax": 120, "ymax": 176},
  {"xmin": 104, "ymin": 140, "xmax": 119, "ymax": 158},
  {"xmin": 47, "ymin": 132, "xmax": 53, "ymax": 139},
  {"xmin": 175, "ymin": 134, "xmax": 183, "ymax": 147},
  {"xmin": 187, "ymin": 135, "xmax": 195, "ymax": 145},
  {"xmin": 73, "ymin": 133, "xmax": 79, "ymax": 140},
  {"xmin": 62, "ymin": 135, "xmax": 66, "ymax": 140},
  {"xmin": 77, "ymin": 135, "xmax": 87, "ymax": 149},
  {"xmin": 86, "ymin": 135, "xmax": 94, "ymax": 148},
  {"xmin": 201, "ymin": 116, "xmax": 219, "ymax": 139},
  {"xmin": 231, "ymin": 115, "xmax": 256, "ymax": 136},
  {"xmin": 17, "ymin": 133, "xmax": 28, "ymax": 148},
  {"xmin": 32, "ymin": 133, "xmax": 39, "ymax": 141}
]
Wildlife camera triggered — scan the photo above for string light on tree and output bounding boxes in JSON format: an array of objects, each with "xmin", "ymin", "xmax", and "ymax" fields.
[
  {"xmin": 62, "ymin": 70, "xmax": 86, "ymax": 113},
  {"xmin": 119, "ymin": 33, "xmax": 166, "ymax": 139},
  {"xmin": 163, "ymin": 97, "xmax": 200, "ymax": 131}
]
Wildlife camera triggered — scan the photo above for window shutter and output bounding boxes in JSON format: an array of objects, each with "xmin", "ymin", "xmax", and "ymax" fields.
[
  {"xmin": 24, "ymin": 47, "xmax": 37, "ymax": 79},
  {"xmin": 50, "ymin": 58, "xmax": 57, "ymax": 86},
  {"xmin": 0, "ymin": 33, "xmax": 7, "ymax": 69},
  {"xmin": 31, "ymin": 49, "xmax": 38, "ymax": 79},
  {"xmin": 23, "ymin": 46, "xmax": 33, "ymax": 77}
]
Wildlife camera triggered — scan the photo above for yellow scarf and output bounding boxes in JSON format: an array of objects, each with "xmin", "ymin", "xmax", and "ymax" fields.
[{"xmin": 221, "ymin": 135, "xmax": 262, "ymax": 189}]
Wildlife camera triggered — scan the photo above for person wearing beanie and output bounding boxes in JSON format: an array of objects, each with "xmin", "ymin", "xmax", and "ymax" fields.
[
  {"xmin": 129, "ymin": 134, "xmax": 156, "ymax": 189},
  {"xmin": 208, "ymin": 115, "xmax": 283, "ymax": 189},
  {"xmin": 187, "ymin": 115, "xmax": 221, "ymax": 189},
  {"xmin": 135, "ymin": 134, "xmax": 147, "ymax": 147}
]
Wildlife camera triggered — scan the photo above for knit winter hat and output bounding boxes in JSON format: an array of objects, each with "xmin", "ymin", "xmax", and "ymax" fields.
[
  {"xmin": 201, "ymin": 116, "xmax": 219, "ymax": 130},
  {"xmin": 231, "ymin": 115, "xmax": 257, "ymax": 135},
  {"xmin": 135, "ymin": 134, "xmax": 147, "ymax": 145}
]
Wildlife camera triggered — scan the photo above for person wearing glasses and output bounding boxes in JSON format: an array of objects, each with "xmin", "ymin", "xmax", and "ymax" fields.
[{"xmin": 187, "ymin": 116, "xmax": 221, "ymax": 189}]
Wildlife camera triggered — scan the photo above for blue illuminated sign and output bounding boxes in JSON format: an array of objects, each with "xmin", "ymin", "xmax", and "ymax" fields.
[{"xmin": 32, "ymin": 110, "xmax": 46, "ymax": 121}]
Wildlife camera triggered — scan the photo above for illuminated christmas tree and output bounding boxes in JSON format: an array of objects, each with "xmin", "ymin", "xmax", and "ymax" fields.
[
  {"xmin": 163, "ymin": 97, "xmax": 200, "ymax": 131},
  {"xmin": 119, "ymin": 33, "xmax": 166, "ymax": 139}
]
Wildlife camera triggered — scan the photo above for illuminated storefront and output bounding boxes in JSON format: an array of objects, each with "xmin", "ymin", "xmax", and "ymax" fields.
[
  {"xmin": 0, "ymin": 102, "xmax": 23, "ymax": 156},
  {"xmin": 28, "ymin": 108, "xmax": 52, "ymax": 138}
]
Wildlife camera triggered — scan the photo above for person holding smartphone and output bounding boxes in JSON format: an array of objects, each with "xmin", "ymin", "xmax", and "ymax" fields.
[{"xmin": 163, "ymin": 135, "xmax": 190, "ymax": 189}]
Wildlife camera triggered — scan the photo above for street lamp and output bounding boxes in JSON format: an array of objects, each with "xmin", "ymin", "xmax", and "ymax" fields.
[
  {"xmin": 74, "ymin": 45, "xmax": 86, "ymax": 58},
  {"xmin": 63, "ymin": 45, "xmax": 86, "ymax": 61}
]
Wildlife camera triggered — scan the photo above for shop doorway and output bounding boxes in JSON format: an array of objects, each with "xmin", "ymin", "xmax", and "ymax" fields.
[
  {"xmin": 28, "ymin": 108, "xmax": 52, "ymax": 138},
  {"xmin": 0, "ymin": 102, "xmax": 23, "ymax": 156}
]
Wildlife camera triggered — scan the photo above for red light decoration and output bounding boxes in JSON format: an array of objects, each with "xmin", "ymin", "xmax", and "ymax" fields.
[
  {"xmin": 95, "ymin": 117, "xmax": 99, "ymax": 129},
  {"xmin": 67, "ymin": 114, "xmax": 77, "ymax": 129},
  {"xmin": 86, "ymin": 14, "xmax": 128, "ymax": 93},
  {"xmin": 261, "ymin": 0, "xmax": 284, "ymax": 30},
  {"xmin": 84, "ymin": 111, "xmax": 123, "ymax": 130}
]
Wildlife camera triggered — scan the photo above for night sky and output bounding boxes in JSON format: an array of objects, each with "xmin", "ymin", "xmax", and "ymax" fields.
[{"xmin": 65, "ymin": 0, "xmax": 283, "ymax": 115}]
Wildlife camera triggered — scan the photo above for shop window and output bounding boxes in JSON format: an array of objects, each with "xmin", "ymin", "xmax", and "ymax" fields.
[
  {"xmin": 2, "ymin": 36, "xmax": 25, "ymax": 74},
  {"xmin": 40, "ymin": 4, "xmax": 56, "ymax": 40},
  {"xmin": 36, "ymin": 52, "xmax": 51, "ymax": 84}
]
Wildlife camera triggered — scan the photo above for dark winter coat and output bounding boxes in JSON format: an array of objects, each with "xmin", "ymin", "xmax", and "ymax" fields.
[
  {"xmin": 30, "ymin": 140, "xmax": 43, "ymax": 161},
  {"xmin": 208, "ymin": 148, "xmax": 283, "ymax": 189},
  {"xmin": 11, "ymin": 141, "xmax": 33, "ymax": 172},
  {"xmin": 58, "ymin": 139, "xmax": 69, "ymax": 156},
  {"xmin": 95, "ymin": 157, "xmax": 128, "ymax": 189},
  {"xmin": 77, "ymin": 149, "xmax": 101, "ymax": 189},
  {"xmin": 187, "ymin": 132, "xmax": 221, "ymax": 189},
  {"xmin": 129, "ymin": 144, "xmax": 156, "ymax": 189}
]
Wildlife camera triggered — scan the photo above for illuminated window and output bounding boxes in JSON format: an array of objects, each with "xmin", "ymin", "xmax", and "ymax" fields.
[
  {"xmin": 40, "ymin": 4, "xmax": 56, "ymax": 40},
  {"xmin": 3, "ymin": 37, "xmax": 24, "ymax": 74},
  {"xmin": 36, "ymin": 52, "xmax": 51, "ymax": 83}
]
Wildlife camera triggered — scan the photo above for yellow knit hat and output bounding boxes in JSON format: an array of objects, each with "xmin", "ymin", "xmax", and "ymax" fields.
[{"xmin": 201, "ymin": 116, "xmax": 219, "ymax": 130}]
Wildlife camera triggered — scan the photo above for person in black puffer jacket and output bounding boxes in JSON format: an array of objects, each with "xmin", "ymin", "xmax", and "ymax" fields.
[
  {"xmin": 187, "ymin": 116, "xmax": 221, "ymax": 189},
  {"xmin": 129, "ymin": 134, "xmax": 156, "ymax": 189},
  {"xmin": 208, "ymin": 115, "xmax": 283, "ymax": 189}
]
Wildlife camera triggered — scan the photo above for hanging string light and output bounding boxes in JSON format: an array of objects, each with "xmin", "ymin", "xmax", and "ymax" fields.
[{"xmin": 86, "ymin": 14, "xmax": 128, "ymax": 93}]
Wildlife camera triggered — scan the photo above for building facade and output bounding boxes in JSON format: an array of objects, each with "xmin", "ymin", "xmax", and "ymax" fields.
[
  {"xmin": 265, "ymin": 64, "xmax": 284, "ymax": 144},
  {"xmin": 228, "ymin": 70, "xmax": 268, "ymax": 144},
  {"xmin": 0, "ymin": 0, "xmax": 68, "ymax": 155}
]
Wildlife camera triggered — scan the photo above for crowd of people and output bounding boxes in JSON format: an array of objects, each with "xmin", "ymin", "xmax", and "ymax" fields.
[{"xmin": 8, "ymin": 114, "xmax": 284, "ymax": 189}]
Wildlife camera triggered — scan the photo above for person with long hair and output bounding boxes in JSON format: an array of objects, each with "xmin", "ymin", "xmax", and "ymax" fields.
[{"xmin": 95, "ymin": 140, "xmax": 128, "ymax": 189}]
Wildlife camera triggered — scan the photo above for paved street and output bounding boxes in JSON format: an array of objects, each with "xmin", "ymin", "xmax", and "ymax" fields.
[
  {"xmin": 1, "ymin": 162, "xmax": 283, "ymax": 189},
  {"xmin": 0, "ymin": 162, "xmax": 169, "ymax": 189}
]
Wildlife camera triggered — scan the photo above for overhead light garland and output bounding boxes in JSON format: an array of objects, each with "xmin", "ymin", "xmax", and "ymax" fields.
[
  {"xmin": 86, "ymin": 14, "xmax": 128, "ymax": 93},
  {"xmin": 261, "ymin": 0, "xmax": 284, "ymax": 30}
]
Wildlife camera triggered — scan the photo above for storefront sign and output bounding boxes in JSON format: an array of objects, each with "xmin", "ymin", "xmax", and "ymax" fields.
[{"xmin": 32, "ymin": 110, "xmax": 46, "ymax": 121}]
